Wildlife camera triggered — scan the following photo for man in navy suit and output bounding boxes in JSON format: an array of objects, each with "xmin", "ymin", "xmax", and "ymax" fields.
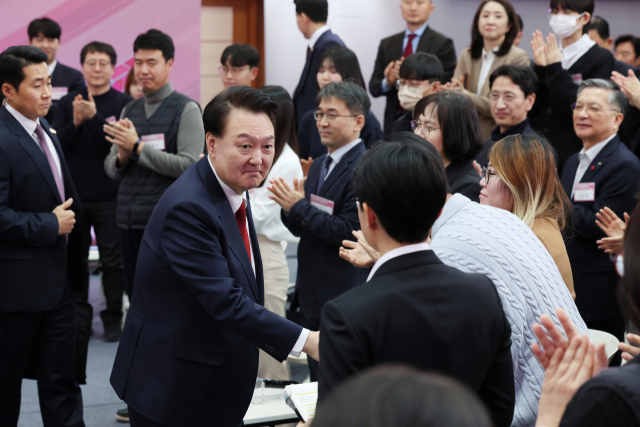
[
  {"xmin": 28, "ymin": 18, "xmax": 85, "ymax": 124},
  {"xmin": 0, "ymin": 46, "xmax": 85, "ymax": 427},
  {"xmin": 110, "ymin": 86, "xmax": 319, "ymax": 427},
  {"xmin": 561, "ymin": 79, "xmax": 640, "ymax": 362},
  {"xmin": 270, "ymin": 81, "xmax": 370, "ymax": 381},
  {"xmin": 293, "ymin": 0, "xmax": 344, "ymax": 127}
]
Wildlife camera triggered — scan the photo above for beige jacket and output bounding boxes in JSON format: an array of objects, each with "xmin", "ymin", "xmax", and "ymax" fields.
[
  {"xmin": 531, "ymin": 217, "xmax": 576, "ymax": 300},
  {"xmin": 453, "ymin": 45, "xmax": 530, "ymax": 138}
]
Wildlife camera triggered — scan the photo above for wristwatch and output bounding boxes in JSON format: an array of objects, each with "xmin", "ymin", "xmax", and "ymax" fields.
[{"xmin": 132, "ymin": 138, "xmax": 141, "ymax": 155}]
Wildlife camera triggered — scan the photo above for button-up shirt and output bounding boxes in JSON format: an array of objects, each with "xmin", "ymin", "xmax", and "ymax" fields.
[
  {"xmin": 477, "ymin": 47, "xmax": 499, "ymax": 95},
  {"xmin": 561, "ymin": 34, "xmax": 595, "ymax": 70},
  {"xmin": 325, "ymin": 138, "xmax": 361, "ymax": 178},
  {"xmin": 571, "ymin": 133, "xmax": 616, "ymax": 197},
  {"xmin": 367, "ymin": 242, "xmax": 431, "ymax": 282},
  {"xmin": 381, "ymin": 21, "xmax": 429, "ymax": 93},
  {"xmin": 48, "ymin": 60, "xmax": 57, "ymax": 76}
]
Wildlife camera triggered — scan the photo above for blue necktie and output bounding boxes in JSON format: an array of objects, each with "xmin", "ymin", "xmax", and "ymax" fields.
[{"xmin": 317, "ymin": 156, "xmax": 333, "ymax": 194}]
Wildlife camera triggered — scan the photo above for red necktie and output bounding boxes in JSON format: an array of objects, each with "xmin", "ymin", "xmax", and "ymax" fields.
[
  {"xmin": 235, "ymin": 200, "xmax": 251, "ymax": 262},
  {"xmin": 404, "ymin": 34, "xmax": 417, "ymax": 58}
]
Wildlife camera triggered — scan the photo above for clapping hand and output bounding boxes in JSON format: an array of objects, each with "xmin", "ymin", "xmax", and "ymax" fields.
[
  {"xmin": 619, "ymin": 333, "xmax": 640, "ymax": 362},
  {"xmin": 72, "ymin": 93, "xmax": 97, "ymax": 127},
  {"xmin": 104, "ymin": 119, "xmax": 141, "ymax": 164},
  {"xmin": 612, "ymin": 69, "xmax": 640, "ymax": 108},
  {"xmin": 300, "ymin": 157, "xmax": 313, "ymax": 177},
  {"xmin": 596, "ymin": 207, "xmax": 628, "ymax": 254},
  {"xmin": 531, "ymin": 31, "xmax": 548, "ymax": 66},
  {"xmin": 339, "ymin": 230, "xmax": 380, "ymax": 268},
  {"xmin": 544, "ymin": 33, "xmax": 563, "ymax": 65},
  {"xmin": 267, "ymin": 177, "xmax": 305, "ymax": 213},
  {"xmin": 442, "ymin": 76, "xmax": 465, "ymax": 93},
  {"xmin": 384, "ymin": 58, "xmax": 403, "ymax": 87}
]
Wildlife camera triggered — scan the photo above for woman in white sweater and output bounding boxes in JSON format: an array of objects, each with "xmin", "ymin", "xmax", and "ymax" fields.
[{"xmin": 252, "ymin": 86, "xmax": 303, "ymax": 380}]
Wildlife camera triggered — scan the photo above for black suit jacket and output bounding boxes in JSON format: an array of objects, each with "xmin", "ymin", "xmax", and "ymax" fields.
[
  {"xmin": 318, "ymin": 250, "xmax": 515, "ymax": 427},
  {"xmin": 46, "ymin": 61, "xmax": 85, "ymax": 123},
  {"xmin": 293, "ymin": 30, "xmax": 345, "ymax": 127},
  {"xmin": 0, "ymin": 106, "xmax": 84, "ymax": 312},
  {"xmin": 446, "ymin": 160, "xmax": 481, "ymax": 203},
  {"xmin": 282, "ymin": 141, "xmax": 369, "ymax": 318},
  {"xmin": 560, "ymin": 135, "xmax": 640, "ymax": 321},
  {"xmin": 110, "ymin": 158, "xmax": 302, "ymax": 427},
  {"xmin": 369, "ymin": 27, "xmax": 457, "ymax": 135}
]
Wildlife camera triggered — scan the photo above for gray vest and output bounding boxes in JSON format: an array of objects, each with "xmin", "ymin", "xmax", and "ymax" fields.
[{"xmin": 116, "ymin": 90, "xmax": 193, "ymax": 229}]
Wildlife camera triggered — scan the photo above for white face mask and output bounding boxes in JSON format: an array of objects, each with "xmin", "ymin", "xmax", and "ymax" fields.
[
  {"xmin": 398, "ymin": 85, "xmax": 424, "ymax": 111},
  {"xmin": 549, "ymin": 13, "xmax": 585, "ymax": 39}
]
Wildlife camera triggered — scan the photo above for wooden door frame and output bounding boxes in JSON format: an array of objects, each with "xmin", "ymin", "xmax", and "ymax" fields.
[{"xmin": 202, "ymin": 0, "xmax": 265, "ymax": 88}]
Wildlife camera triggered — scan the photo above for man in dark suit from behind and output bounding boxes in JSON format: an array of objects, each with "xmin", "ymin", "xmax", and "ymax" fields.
[
  {"xmin": 270, "ymin": 81, "xmax": 370, "ymax": 381},
  {"xmin": 0, "ymin": 46, "xmax": 85, "ymax": 427},
  {"xmin": 561, "ymin": 79, "xmax": 640, "ymax": 364},
  {"xmin": 293, "ymin": 0, "xmax": 345, "ymax": 127},
  {"xmin": 317, "ymin": 132, "xmax": 515, "ymax": 427},
  {"xmin": 369, "ymin": 0, "xmax": 456, "ymax": 135},
  {"xmin": 28, "ymin": 18, "xmax": 85, "ymax": 124}
]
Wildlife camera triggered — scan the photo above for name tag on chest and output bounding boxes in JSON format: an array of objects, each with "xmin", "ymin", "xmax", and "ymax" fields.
[
  {"xmin": 571, "ymin": 74, "xmax": 583, "ymax": 85},
  {"xmin": 142, "ymin": 133, "xmax": 166, "ymax": 151},
  {"xmin": 105, "ymin": 116, "xmax": 117, "ymax": 124},
  {"xmin": 51, "ymin": 87, "xmax": 68, "ymax": 100},
  {"xmin": 311, "ymin": 194, "xmax": 334, "ymax": 215},
  {"xmin": 574, "ymin": 182, "xmax": 595, "ymax": 202}
]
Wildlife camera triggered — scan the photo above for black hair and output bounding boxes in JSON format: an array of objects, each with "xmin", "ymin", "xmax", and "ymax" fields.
[
  {"xmin": 203, "ymin": 86, "xmax": 277, "ymax": 139},
  {"xmin": 399, "ymin": 52, "xmax": 443, "ymax": 83},
  {"xmin": 312, "ymin": 365, "xmax": 493, "ymax": 427},
  {"xmin": 353, "ymin": 132, "xmax": 447, "ymax": 243},
  {"xmin": 470, "ymin": 0, "xmax": 520, "ymax": 59},
  {"xmin": 28, "ymin": 18, "xmax": 61, "ymax": 40},
  {"xmin": 0, "ymin": 46, "xmax": 48, "ymax": 101},
  {"xmin": 615, "ymin": 35, "xmax": 640, "ymax": 58},
  {"xmin": 414, "ymin": 92, "xmax": 484, "ymax": 163},
  {"xmin": 517, "ymin": 14, "xmax": 523, "ymax": 31},
  {"xmin": 221, "ymin": 44, "xmax": 260, "ymax": 68},
  {"xmin": 257, "ymin": 85, "xmax": 298, "ymax": 179},
  {"xmin": 583, "ymin": 15, "xmax": 609, "ymax": 39},
  {"xmin": 133, "ymin": 29, "xmax": 175, "ymax": 61},
  {"xmin": 316, "ymin": 80, "xmax": 371, "ymax": 117},
  {"xmin": 489, "ymin": 64, "xmax": 539, "ymax": 97},
  {"xmin": 80, "ymin": 41, "xmax": 117, "ymax": 66},
  {"xmin": 620, "ymin": 205, "xmax": 640, "ymax": 332},
  {"xmin": 316, "ymin": 46, "xmax": 366, "ymax": 91},
  {"xmin": 294, "ymin": 0, "xmax": 328, "ymax": 23},
  {"xmin": 549, "ymin": 0, "xmax": 594, "ymax": 16}
]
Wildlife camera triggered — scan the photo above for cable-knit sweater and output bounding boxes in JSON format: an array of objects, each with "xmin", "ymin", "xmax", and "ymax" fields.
[{"xmin": 432, "ymin": 194, "xmax": 588, "ymax": 427}]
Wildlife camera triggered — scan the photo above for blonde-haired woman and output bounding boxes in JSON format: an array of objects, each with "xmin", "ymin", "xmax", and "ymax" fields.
[{"xmin": 479, "ymin": 133, "xmax": 575, "ymax": 298}]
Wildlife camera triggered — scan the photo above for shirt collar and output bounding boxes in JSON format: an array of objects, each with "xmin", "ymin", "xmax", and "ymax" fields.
[
  {"xmin": 144, "ymin": 81, "xmax": 174, "ymax": 105},
  {"xmin": 309, "ymin": 25, "xmax": 330, "ymax": 49},
  {"xmin": 366, "ymin": 242, "xmax": 431, "ymax": 282},
  {"xmin": 5, "ymin": 103, "xmax": 39, "ymax": 136},
  {"xmin": 490, "ymin": 118, "xmax": 530, "ymax": 141},
  {"xmin": 482, "ymin": 46, "xmax": 499, "ymax": 58},
  {"xmin": 208, "ymin": 156, "xmax": 247, "ymax": 214},
  {"xmin": 561, "ymin": 34, "xmax": 595, "ymax": 67},
  {"xmin": 405, "ymin": 21, "xmax": 428, "ymax": 38},
  {"xmin": 48, "ymin": 60, "xmax": 57, "ymax": 76},
  {"xmin": 326, "ymin": 138, "xmax": 361, "ymax": 164},
  {"xmin": 579, "ymin": 133, "xmax": 616, "ymax": 162}
]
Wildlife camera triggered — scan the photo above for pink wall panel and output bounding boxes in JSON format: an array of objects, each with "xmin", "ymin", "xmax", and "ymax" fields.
[{"xmin": 0, "ymin": 0, "xmax": 200, "ymax": 100}]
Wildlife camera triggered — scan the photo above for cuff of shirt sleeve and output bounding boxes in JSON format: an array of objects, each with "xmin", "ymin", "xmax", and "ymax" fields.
[
  {"xmin": 289, "ymin": 328, "xmax": 310, "ymax": 357},
  {"xmin": 381, "ymin": 78, "xmax": 391, "ymax": 93}
]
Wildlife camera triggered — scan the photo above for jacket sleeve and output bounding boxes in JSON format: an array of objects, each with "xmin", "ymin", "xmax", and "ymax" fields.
[
  {"xmin": 369, "ymin": 40, "xmax": 388, "ymax": 98},
  {"xmin": 0, "ymin": 144, "xmax": 59, "ymax": 245},
  {"xmin": 68, "ymin": 69, "xmax": 86, "ymax": 93},
  {"xmin": 162, "ymin": 202, "xmax": 303, "ymax": 362}
]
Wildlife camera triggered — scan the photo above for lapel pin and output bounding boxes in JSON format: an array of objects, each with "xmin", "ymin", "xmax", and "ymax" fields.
[
  {"xmin": 591, "ymin": 165, "xmax": 595, "ymax": 170},
  {"xmin": 50, "ymin": 128, "xmax": 57, "ymax": 134}
]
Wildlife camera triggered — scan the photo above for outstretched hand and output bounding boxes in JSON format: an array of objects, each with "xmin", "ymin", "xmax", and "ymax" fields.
[
  {"xmin": 531, "ymin": 30, "xmax": 548, "ymax": 66},
  {"xmin": 339, "ymin": 230, "xmax": 380, "ymax": 268},
  {"xmin": 596, "ymin": 207, "xmax": 628, "ymax": 254}
]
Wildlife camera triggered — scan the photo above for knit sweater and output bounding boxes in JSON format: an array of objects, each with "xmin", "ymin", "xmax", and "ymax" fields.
[{"xmin": 432, "ymin": 194, "xmax": 588, "ymax": 427}]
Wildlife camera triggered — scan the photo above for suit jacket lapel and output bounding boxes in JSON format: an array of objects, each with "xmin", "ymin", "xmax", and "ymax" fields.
[
  {"xmin": 245, "ymin": 196, "xmax": 264, "ymax": 305},
  {"xmin": 319, "ymin": 142, "xmax": 365, "ymax": 197},
  {"xmin": 391, "ymin": 32, "xmax": 404, "ymax": 57},
  {"xmin": 307, "ymin": 155, "xmax": 323, "ymax": 196},
  {"xmin": 579, "ymin": 136, "xmax": 619, "ymax": 184},
  {"xmin": 561, "ymin": 155, "xmax": 579, "ymax": 196},
  {"xmin": 0, "ymin": 108, "xmax": 63, "ymax": 204}
]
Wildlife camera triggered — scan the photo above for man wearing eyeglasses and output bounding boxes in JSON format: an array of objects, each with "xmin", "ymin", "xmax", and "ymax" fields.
[
  {"xmin": 52, "ymin": 42, "xmax": 132, "ymax": 343},
  {"xmin": 268, "ymin": 81, "xmax": 369, "ymax": 381},
  {"xmin": 560, "ymin": 78, "xmax": 640, "ymax": 365},
  {"xmin": 219, "ymin": 44, "xmax": 260, "ymax": 90}
]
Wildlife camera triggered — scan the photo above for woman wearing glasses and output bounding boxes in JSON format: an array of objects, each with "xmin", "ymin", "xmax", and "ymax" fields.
[
  {"xmin": 297, "ymin": 46, "xmax": 383, "ymax": 164},
  {"xmin": 412, "ymin": 92, "xmax": 484, "ymax": 202},
  {"xmin": 480, "ymin": 133, "xmax": 575, "ymax": 297}
]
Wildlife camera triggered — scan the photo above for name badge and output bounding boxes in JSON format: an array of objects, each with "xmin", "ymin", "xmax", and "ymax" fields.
[
  {"xmin": 51, "ymin": 87, "xmax": 68, "ymax": 100},
  {"xmin": 310, "ymin": 194, "xmax": 334, "ymax": 215},
  {"xmin": 105, "ymin": 116, "xmax": 117, "ymax": 124},
  {"xmin": 141, "ymin": 133, "xmax": 165, "ymax": 151},
  {"xmin": 571, "ymin": 74, "xmax": 583, "ymax": 85},
  {"xmin": 574, "ymin": 182, "xmax": 595, "ymax": 202}
]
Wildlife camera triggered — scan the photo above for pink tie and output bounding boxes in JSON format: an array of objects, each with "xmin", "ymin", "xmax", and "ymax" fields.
[{"xmin": 35, "ymin": 123, "xmax": 65, "ymax": 202}]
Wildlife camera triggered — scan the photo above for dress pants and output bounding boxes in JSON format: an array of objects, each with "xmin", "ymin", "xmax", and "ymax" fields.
[
  {"xmin": 256, "ymin": 234, "xmax": 290, "ymax": 380},
  {"xmin": 81, "ymin": 200, "xmax": 125, "ymax": 326},
  {"xmin": 0, "ymin": 286, "xmax": 84, "ymax": 427},
  {"xmin": 119, "ymin": 228, "xmax": 145, "ymax": 301},
  {"xmin": 129, "ymin": 407, "xmax": 169, "ymax": 427},
  {"xmin": 299, "ymin": 311, "xmax": 321, "ymax": 382}
]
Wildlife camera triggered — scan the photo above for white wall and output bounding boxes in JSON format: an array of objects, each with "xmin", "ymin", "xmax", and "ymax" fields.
[{"xmin": 265, "ymin": 0, "xmax": 640, "ymax": 122}]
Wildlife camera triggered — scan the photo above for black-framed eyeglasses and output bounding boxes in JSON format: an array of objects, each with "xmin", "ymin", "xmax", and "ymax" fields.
[
  {"xmin": 410, "ymin": 120, "xmax": 440, "ymax": 138},
  {"xmin": 314, "ymin": 111, "xmax": 358, "ymax": 123},
  {"xmin": 481, "ymin": 166, "xmax": 498, "ymax": 184}
]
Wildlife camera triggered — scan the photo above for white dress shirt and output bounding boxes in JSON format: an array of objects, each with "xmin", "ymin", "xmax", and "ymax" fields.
[
  {"xmin": 5, "ymin": 103, "xmax": 62, "ymax": 179},
  {"xmin": 561, "ymin": 34, "xmax": 595, "ymax": 70},
  {"xmin": 367, "ymin": 243, "xmax": 431, "ymax": 282},
  {"xmin": 208, "ymin": 156, "xmax": 309, "ymax": 356},
  {"xmin": 325, "ymin": 138, "xmax": 361, "ymax": 178},
  {"xmin": 250, "ymin": 144, "xmax": 303, "ymax": 242},
  {"xmin": 571, "ymin": 133, "xmax": 616, "ymax": 197},
  {"xmin": 476, "ymin": 47, "xmax": 499, "ymax": 95},
  {"xmin": 308, "ymin": 25, "xmax": 330, "ymax": 50},
  {"xmin": 48, "ymin": 60, "xmax": 57, "ymax": 76}
]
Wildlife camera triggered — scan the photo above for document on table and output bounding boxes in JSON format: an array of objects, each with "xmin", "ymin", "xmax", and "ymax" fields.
[{"xmin": 283, "ymin": 382, "xmax": 318, "ymax": 422}]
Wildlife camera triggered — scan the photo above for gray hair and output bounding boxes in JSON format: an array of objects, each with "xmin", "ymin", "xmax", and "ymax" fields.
[
  {"xmin": 577, "ymin": 78, "xmax": 627, "ymax": 114},
  {"xmin": 316, "ymin": 80, "xmax": 371, "ymax": 117}
]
